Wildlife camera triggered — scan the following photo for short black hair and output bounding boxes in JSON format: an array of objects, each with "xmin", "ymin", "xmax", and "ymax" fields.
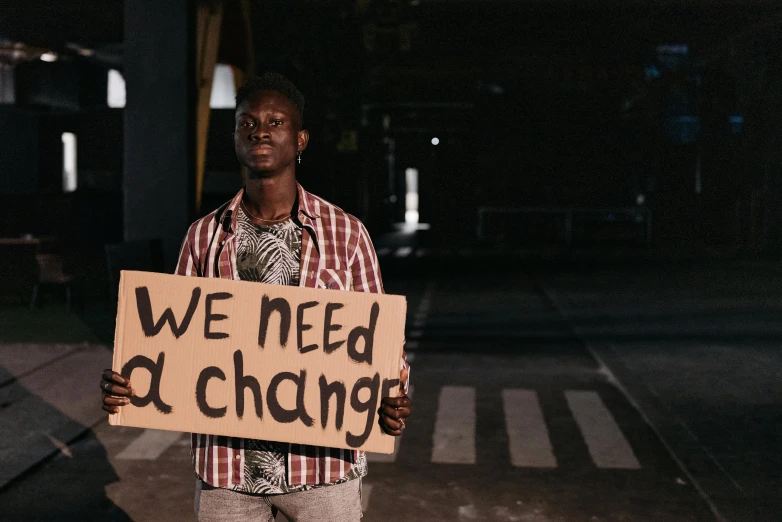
[{"xmin": 235, "ymin": 72, "xmax": 305, "ymax": 120}]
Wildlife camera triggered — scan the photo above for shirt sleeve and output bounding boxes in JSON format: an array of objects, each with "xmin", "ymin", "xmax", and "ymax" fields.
[
  {"xmin": 350, "ymin": 221, "xmax": 410, "ymax": 395},
  {"xmin": 174, "ymin": 222, "xmax": 201, "ymax": 277}
]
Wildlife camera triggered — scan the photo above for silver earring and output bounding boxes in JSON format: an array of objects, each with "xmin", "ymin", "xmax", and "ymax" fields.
[{"xmin": 297, "ymin": 150, "xmax": 302, "ymax": 164}]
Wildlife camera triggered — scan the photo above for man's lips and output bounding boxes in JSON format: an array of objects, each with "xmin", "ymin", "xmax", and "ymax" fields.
[{"xmin": 248, "ymin": 144, "xmax": 273, "ymax": 154}]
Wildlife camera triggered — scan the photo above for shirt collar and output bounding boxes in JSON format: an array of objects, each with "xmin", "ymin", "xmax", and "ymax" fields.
[
  {"xmin": 220, "ymin": 188, "xmax": 245, "ymax": 236},
  {"xmin": 295, "ymin": 183, "xmax": 320, "ymax": 221},
  {"xmin": 224, "ymin": 182, "xmax": 319, "ymax": 234}
]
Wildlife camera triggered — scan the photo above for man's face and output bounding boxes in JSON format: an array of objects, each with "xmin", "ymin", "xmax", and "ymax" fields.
[{"xmin": 234, "ymin": 90, "xmax": 307, "ymax": 175}]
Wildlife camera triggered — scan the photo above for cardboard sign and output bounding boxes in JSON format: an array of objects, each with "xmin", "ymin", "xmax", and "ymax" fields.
[{"xmin": 109, "ymin": 270, "xmax": 406, "ymax": 454}]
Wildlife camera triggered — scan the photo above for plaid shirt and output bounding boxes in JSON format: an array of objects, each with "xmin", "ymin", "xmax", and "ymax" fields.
[{"xmin": 174, "ymin": 183, "xmax": 409, "ymax": 488}]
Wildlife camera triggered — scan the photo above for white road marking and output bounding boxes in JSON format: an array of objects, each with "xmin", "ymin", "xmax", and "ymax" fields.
[
  {"xmin": 116, "ymin": 429, "xmax": 184, "ymax": 460},
  {"xmin": 394, "ymin": 246, "xmax": 413, "ymax": 258},
  {"xmin": 502, "ymin": 389, "xmax": 557, "ymax": 468},
  {"xmin": 535, "ymin": 281, "xmax": 727, "ymax": 520},
  {"xmin": 565, "ymin": 390, "xmax": 640, "ymax": 469},
  {"xmin": 406, "ymin": 340, "xmax": 419, "ymax": 350},
  {"xmin": 376, "ymin": 247, "xmax": 392, "ymax": 257},
  {"xmin": 457, "ymin": 504, "xmax": 480, "ymax": 520},
  {"xmin": 406, "ymin": 352, "xmax": 416, "ymax": 363},
  {"xmin": 432, "ymin": 386, "xmax": 476, "ymax": 464},
  {"xmin": 408, "ymin": 329, "xmax": 423, "ymax": 339},
  {"xmin": 368, "ymin": 386, "xmax": 414, "ymax": 463},
  {"xmin": 361, "ymin": 483, "xmax": 373, "ymax": 512}
]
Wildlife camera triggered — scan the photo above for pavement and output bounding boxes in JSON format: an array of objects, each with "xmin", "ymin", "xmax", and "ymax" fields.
[{"xmin": 0, "ymin": 252, "xmax": 780, "ymax": 521}]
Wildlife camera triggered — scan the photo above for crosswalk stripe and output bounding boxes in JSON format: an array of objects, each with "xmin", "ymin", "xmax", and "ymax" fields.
[
  {"xmin": 116, "ymin": 429, "xmax": 184, "ymax": 460},
  {"xmin": 367, "ymin": 386, "xmax": 414, "ymax": 463},
  {"xmin": 565, "ymin": 391, "xmax": 641, "ymax": 469},
  {"xmin": 502, "ymin": 389, "xmax": 557, "ymax": 468},
  {"xmin": 394, "ymin": 246, "xmax": 413, "ymax": 258},
  {"xmin": 432, "ymin": 386, "xmax": 475, "ymax": 464}
]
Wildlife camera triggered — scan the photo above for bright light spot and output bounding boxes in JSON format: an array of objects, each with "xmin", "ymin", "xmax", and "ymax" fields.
[
  {"xmin": 40, "ymin": 52, "xmax": 58, "ymax": 62},
  {"xmin": 107, "ymin": 69, "xmax": 126, "ymax": 108},
  {"xmin": 210, "ymin": 64, "xmax": 236, "ymax": 109},
  {"xmin": 431, "ymin": 137, "xmax": 439, "ymax": 146},
  {"xmin": 62, "ymin": 133, "xmax": 77, "ymax": 193},
  {"xmin": 636, "ymin": 194, "xmax": 645, "ymax": 205},
  {"xmin": 405, "ymin": 168, "xmax": 419, "ymax": 224}
]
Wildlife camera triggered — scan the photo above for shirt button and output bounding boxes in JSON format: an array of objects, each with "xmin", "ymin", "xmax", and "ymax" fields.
[
  {"xmin": 220, "ymin": 241, "xmax": 226, "ymax": 246},
  {"xmin": 235, "ymin": 455, "xmax": 240, "ymax": 459}
]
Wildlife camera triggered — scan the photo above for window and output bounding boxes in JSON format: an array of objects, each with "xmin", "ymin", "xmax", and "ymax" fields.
[
  {"xmin": 405, "ymin": 168, "xmax": 419, "ymax": 224},
  {"xmin": 62, "ymin": 132, "xmax": 77, "ymax": 192},
  {"xmin": 210, "ymin": 64, "xmax": 236, "ymax": 109}
]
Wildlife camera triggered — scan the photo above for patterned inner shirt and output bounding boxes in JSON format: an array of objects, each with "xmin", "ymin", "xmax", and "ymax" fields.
[{"xmin": 231, "ymin": 205, "xmax": 363, "ymax": 494}]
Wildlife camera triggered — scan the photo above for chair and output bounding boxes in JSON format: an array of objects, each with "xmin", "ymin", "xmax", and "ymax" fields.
[{"xmin": 30, "ymin": 253, "xmax": 75, "ymax": 312}]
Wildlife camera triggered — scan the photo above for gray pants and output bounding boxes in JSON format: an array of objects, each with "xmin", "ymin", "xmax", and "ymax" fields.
[{"xmin": 194, "ymin": 478, "xmax": 363, "ymax": 522}]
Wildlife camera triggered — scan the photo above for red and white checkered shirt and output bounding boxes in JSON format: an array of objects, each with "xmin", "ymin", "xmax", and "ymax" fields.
[{"xmin": 174, "ymin": 183, "xmax": 409, "ymax": 488}]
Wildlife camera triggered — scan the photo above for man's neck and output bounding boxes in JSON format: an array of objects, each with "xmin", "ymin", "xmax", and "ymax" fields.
[{"xmin": 243, "ymin": 172, "xmax": 298, "ymax": 221}]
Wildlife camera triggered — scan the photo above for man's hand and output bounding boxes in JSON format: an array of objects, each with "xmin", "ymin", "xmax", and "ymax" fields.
[
  {"xmin": 100, "ymin": 369, "xmax": 134, "ymax": 414},
  {"xmin": 378, "ymin": 366, "xmax": 411, "ymax": 436}
]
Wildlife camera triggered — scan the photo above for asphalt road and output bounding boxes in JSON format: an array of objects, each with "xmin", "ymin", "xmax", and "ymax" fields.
[{"xmin": 0, "ymin": 253, "xmax": 778, "ymax": 521}]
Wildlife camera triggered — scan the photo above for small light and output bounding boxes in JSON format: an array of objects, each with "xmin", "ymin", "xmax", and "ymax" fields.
[
  {"xmin": 636, "ymin": 194, "xmax": 645, "ymax": 205},
  {"xmin": 40, "ymin": 52, "xmax": 58, "ymax": 62},
  {"xmin": 431, "ymin": 137, "xmax": 439, "ymax": 146}
]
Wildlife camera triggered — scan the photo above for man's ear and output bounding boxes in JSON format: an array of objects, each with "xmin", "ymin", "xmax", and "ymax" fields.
[{"xmin": 298, "ymin": 129, "xmax": 310, "ymax": 152}]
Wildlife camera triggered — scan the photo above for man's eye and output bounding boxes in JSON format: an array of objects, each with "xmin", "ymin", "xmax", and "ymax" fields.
[
  {"xmin": 271, "ymin": 119, "xmax": 284, "ymax": 125},
  {"xmin": 239, "ymin": 121, "xmax": 253, "ymax": 128}
]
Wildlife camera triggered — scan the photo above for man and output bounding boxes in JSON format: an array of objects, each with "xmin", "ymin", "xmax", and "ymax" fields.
[{"xmin": 100, "ymin": 72, "xmax": 412, "ymax": 521}]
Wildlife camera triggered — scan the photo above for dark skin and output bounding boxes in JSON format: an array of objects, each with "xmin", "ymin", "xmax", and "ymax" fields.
[{"xmin": 101, "ymin": 89, "xmax": 411, "ymax": 435}]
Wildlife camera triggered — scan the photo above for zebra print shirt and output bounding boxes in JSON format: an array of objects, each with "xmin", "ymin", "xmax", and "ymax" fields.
[{"xmin": 231, "ymin": 207, "xmax": 364, "ymax": 494}]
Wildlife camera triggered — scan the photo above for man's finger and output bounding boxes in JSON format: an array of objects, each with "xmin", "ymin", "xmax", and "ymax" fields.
[
  {"xmin": 102, "ymin": 369, "xmax": 130, "ymax": 386},
  {"xmin": 383, "ymin": 416, "xmax": 405, "ymax": 431},
  {"xmin": 102, "ymin": 404, "xmax": 119, "ymax": 414},
  {"xmin": 378, "ymin": 417, "xmax": 403, "ymax": 436},
  {"xmin": 380, "ymin": 404, "xmax": 409, "ymax": 420},
  {"xmin": 381, "ymin": 396, "xmax": 411, "ymax": 408},
  {"xmin": 103, "ymin": 395, "xmax": 130, "ymax": 406},
  {"xmin": 100, "ymin": 381, "xmax": 133, "ymax": 396}
]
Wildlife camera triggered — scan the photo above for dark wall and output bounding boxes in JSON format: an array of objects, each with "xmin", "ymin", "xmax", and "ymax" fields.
[
  {"xmin": 0, "ymin": 107, "xmax": 123, "ymax": 241},
  {"xmin": 123, "ymin": 0, "xmax": 193, "ymax": 268},
  {"xmin": 0, "ymin": 108, "xmax": 40, "ymax": 195}
]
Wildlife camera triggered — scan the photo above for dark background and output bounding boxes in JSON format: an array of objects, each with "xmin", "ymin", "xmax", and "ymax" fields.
[
  {"xmin": 0, "ymin": 0, "xmax": 782, "ymax": 246},
  {"xmin": 3, "ymin": 3, "xmax": 782, "ymax": 521},
  {"xmin": 2, "ymin": 0, "xmax": 782, "ymax": 284}
]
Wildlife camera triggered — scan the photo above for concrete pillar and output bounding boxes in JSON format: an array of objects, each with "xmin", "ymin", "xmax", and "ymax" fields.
[{"xmin": 123, "ymin": 0, "xmax": 194, "ymax": 270}]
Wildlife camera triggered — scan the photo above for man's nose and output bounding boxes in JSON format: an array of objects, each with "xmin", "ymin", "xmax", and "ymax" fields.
[{"xmin": 250, "ymin": 123, "xmax": 271, "ymax": 140}]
